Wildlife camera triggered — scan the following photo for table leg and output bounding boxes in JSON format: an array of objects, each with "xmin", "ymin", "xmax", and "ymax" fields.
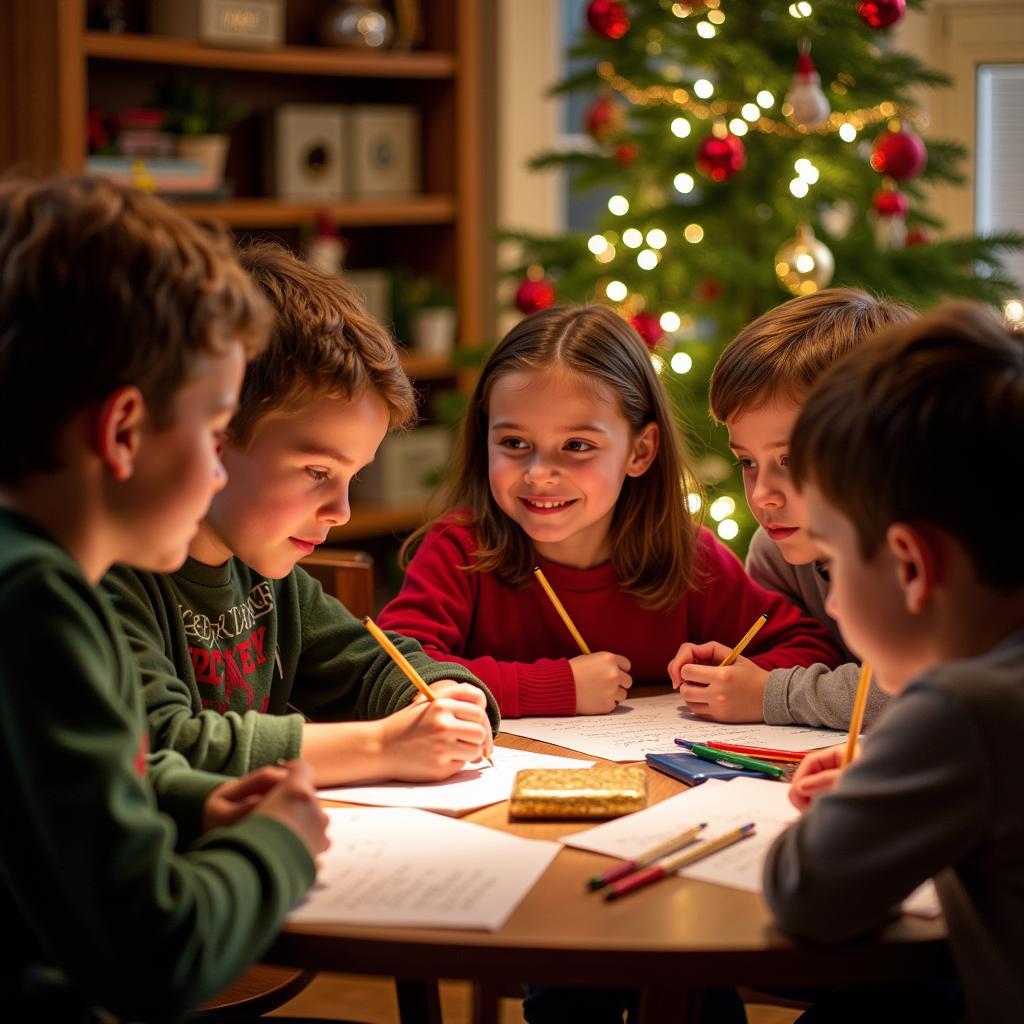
[
  {"xmin": 395, "ymin": 978, "xmax": 443, "ymax": 1024},
  {"xmin": 636, "ymin": 985, "xmax": 703, "ymax": 1024}
]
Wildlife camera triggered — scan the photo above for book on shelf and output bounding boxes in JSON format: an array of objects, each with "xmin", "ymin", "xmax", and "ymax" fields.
[{"xmin": 85, "ymin": 156, "xmax": 222, "ymax": 195}]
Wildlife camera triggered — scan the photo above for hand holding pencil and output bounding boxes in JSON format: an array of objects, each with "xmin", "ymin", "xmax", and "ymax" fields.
[{"xmin": 364, "ymin": 616, "xmax": 495, "ymax": 773}]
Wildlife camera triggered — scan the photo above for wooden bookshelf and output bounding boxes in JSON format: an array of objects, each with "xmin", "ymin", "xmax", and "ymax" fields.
[{"xmin": 1, "ymin": 0, "xmax": 492, "ymax": 543}]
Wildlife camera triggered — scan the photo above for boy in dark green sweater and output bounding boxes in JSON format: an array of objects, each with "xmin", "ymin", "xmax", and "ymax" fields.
[
  {"xmin": 0, "ymin": 177, "xmax": 328, "ymax": 1022},
  {"xmin": 104, "ymin": 242, "xmax": 499, "ymax": 784}
]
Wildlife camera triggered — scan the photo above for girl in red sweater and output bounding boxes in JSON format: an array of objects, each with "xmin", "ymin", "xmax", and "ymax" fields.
[{"xmin": 378, "ymin": 306, "xmax": 839, "ymax": 718}]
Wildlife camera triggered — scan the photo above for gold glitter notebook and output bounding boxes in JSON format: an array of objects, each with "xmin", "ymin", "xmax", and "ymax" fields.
[{"xmin": 508, "ymin": 766, "xmax": 648, "ymax": 820}]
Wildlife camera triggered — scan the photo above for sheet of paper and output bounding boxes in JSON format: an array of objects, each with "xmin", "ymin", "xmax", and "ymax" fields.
[
  {"xmin": 317, "ymin": 746, "xmax": 594, "ymax": 815},
  {"xmin": 564, "ymin": 777, "xmax": 795, "ymax": 892},
  {"xmin": 501, "ymin": 692, "xmax": 842, "ymax": 761},
  {"xmin": 564, "ymin": 778, "xmax": 942, "ymax": 917},
  {"xmin": 289, "ymin": 807, "xmax": 560, "ymax": 930}
]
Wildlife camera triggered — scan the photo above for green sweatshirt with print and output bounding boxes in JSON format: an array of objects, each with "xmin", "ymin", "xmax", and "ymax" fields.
[
  {"xmin": 0, "ymin": 509, "xmax": 315, "ymax": 1023},
  {"xmin": 103, "ymin": 556, "xmax": 501, "ymax": 775}
]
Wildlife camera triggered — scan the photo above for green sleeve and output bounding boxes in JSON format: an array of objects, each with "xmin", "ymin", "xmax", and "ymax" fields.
[
  {"xmin": 0, "ymin": 564, "xmax": 313, "ymax": 1022},
  {"xmin": 292, "ymin": 567, "xmax": 501, "ymax": 731},
  {"xmin": 103, "ymin": 565, "xmax": 303, "ymax": 775}
]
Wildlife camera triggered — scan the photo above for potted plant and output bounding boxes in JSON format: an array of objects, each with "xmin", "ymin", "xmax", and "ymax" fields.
[
  {"xmin": 398, "ymin": 273, "xmax": 457, "ymax": 358},
  {"xmin": 152, "ymin": 78, "xmax": 247, "ymax": 185}
]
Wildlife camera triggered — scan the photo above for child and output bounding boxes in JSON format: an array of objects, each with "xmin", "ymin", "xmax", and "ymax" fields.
[
  {"xmin": 377, "ymin": 304, "xmax": 839, "ymax": 718},
  {"xmin": 0, "ymin": 176, "xmax": 328, "ymax": 1021},
  {"xmin": 671, "ymin": 289, "xmax": 915, "ymax": 726},
  {"xmin": 764, "ymin": 303, "xmax": 1024, "ymax": 1024},
  {"xmin": 103, "ymin": 241, "xmax": 498, "ymax": 784}
]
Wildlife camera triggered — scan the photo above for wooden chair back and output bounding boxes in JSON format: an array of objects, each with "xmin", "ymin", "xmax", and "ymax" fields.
[{"xmin": 299, "ymin": 548, "xmax": 375, "ymax": 618}]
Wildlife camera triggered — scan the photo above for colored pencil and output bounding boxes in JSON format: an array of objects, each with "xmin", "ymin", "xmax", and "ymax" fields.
[
  {"xmin": 363, "ymin": 615, "xmax": 494, "ymax": 768},
  {"xmin": 604, "ymin": 824, "xmax": 756, "ymax": 901},
  {"xmin": 719, "ymin": 612, "xmax": 769, "ymax": 666},
  {"xmin": 674, "ymin": 740, "xmax": 785, "ymax": 779},
  {"xmin": 586, "ymin": 823, "xmax": 707, "ymax": 891},
  {"xmin": 533, "ymin": 566, "xmax": 591, "ymax": 655},
  {"xmin": 703, "ymin": 741, "xmax": 806, "ymax": 764},
  {"xmin": 840, "ymin": 661, "xmax": 873, "ymax": 768}
]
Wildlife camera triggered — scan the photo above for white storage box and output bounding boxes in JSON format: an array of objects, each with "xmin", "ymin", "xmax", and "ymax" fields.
[{"xmin": 350, "ymin": 427, "xmax": 451, "ymax": 506}]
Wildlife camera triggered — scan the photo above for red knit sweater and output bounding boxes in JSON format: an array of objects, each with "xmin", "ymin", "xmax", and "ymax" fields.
[{"xmin": 377, "ymin": 517, "xmax": 842, "ymax": 718}]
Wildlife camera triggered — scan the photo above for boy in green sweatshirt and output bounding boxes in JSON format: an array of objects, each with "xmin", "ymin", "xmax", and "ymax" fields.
[
  {"xmin": 0, "ymin": 176, "xmax": 328, "ymax": 1022},
  {"xmin": 104, "ymin": 241, "xmax": 499, "ymax": 785}
]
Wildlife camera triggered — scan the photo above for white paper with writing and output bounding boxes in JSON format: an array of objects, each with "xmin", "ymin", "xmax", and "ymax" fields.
[
  {"xmin": 500, "ymin": 692, "xmax": 842, "ymax": 761},
  {"xmin": 289, "ymin": 807, "xmax": 560, "ymax": 930},
  {"xmin": 318, "ymin": 746, "xmax": 594, "ymax": 815},
  {"xmin": 564, "ymin": 777, "xmax": 942, "ymax": 916}
]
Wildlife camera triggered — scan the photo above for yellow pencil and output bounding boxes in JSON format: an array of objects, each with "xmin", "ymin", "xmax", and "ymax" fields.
[
  {"xmin": 719, "ymin": 612, "xmax": 769, "ymax": 666},
  {"xmin": 363, "ymin": 615, "xmax": 494, "ymax": 768},
  {"xmin": 841, "ymin": 661, "xmax": 873, "ymax": 768},
  {"xmin": 533, "ymin": 566, "xmax": 591, "ymax": 655}
]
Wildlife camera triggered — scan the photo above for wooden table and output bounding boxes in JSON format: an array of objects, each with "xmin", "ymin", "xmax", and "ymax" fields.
[{"xmin": 267, "ymin": 730, "xmax": 949, "ymax": 1024}]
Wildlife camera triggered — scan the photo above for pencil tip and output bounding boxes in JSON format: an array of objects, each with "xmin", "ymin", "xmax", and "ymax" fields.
[{"xmin": 532, "ymin": 565, "xmax": 541, "ymax": 573}]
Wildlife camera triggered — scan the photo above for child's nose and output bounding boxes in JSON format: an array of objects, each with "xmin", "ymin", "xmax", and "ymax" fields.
[
  {"xmin": 318, "ymin": 487, "xmax": 351, "ymax": 527},
  {"xmin": 523, "ymin": 454, "xmax": 558, "ymax": 484},
  {"xmin": 751, "ymin": 472, "xmax": 783, "ymax": 509}
]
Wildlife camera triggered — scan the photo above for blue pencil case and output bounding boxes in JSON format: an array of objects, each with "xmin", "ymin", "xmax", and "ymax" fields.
[{"xmin": 646, "ymin": 750, "xmax": 768, "ymax": 786}]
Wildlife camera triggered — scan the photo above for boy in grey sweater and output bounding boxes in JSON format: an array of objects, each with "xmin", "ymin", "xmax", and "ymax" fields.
[
  {"xmin": 765, "ymin": 303, "xmax": 1024, "ymax": 1024},
  {"xmin": 670, "ymin": 289, "xmax": 912, "ymax": 727}
]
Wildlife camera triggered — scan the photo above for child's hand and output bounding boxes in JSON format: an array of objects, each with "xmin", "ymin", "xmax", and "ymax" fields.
[
  {"xmin": 251, "ymin": 760, "xmax": 331, "ymax": 856},
  {"xmin": 203, "ymin": 764, "xmax": 288, "ymax": 832},
  {"xmin": 788, "ymin": 744, "xmax": 846, "ymax": 812},
  {"xmin": 379, "ymin": 696, "xmax": 493, "ymax": 781},
  {"xmin": 668, "ymin": 641, "xmax": 767, "ymax": 723},
  {"xmin": 570, "ymin": 652, "xmax": 632, "ymax": 715}
]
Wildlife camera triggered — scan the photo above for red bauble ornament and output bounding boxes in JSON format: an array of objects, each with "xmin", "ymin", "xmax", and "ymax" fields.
[
  {"xmin": 872, "ymin": 186, "xmax": 909, "ymax": 218},
  {"xmin": 515, "ymin": 277, "xmax": 555, "ymax": 315},
  {"xmin": 870, "ymin": 127, "xmax": 927, "ymax": 180},
  {"xmin": 696, "ymin": 278, "xmax": 722, "ymax": 302},
  {"xmin": 696, "ymin": 132, "xmax": 746, "ymax": 182},
  {"xmin": 585, "ymin": 95, "xmax": 624, "ymax": 144},
  {"xmin": 629, "ymin": 311, "xmax": 664, "ymax": 349},
  {"xmin": 856, "ymin": 0, "xmax": 905, "ymax": 29},
  {"xmin": 905, "ymin": 226, "xmax": 931, "ymax": 246},
  {"xmin": 586, "ymin": 0, "xmax": 630, "ymax": 40},
  {"xmin": 615, "ymin": 142, "xmax": 638, "ymax": 166}
]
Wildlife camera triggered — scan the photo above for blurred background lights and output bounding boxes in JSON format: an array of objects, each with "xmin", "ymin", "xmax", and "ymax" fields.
[
  {"xmin": 622, "ymin": 227, "xmax": 643, "ymax": 248},
  {"xmin": 671, "ymin": 351, "xmax": 693, "ymax": 373},
  {"xmin": 709, "ymin": 495, "xmax": 737, "ymax": 520},
  {"xmin": 756, "ymin": 90, "xmax": 775, "ymax": 108},
  {"xmin": 606, "ymin": 280, "xmax": 628, "ymax": 301},
  {"xmin": 1005, "ymin": 299, "xmax": 1024, "ymax": 325},
  {"xmin": 839, "ymin": 123, "xmax": 857, "ymax": 142},
  {"xmin": 660, "ymin": 311, "xmax": 681, "ymax": 332},
  {"xmin": 696, "ymin": 21, "xmax": 716, "ymax": 38},
  {"xmin": 671, "ymin": 117, "xmax": 692, "ymax": 138},
  {"xmin": 650, "ymin": 353, "xmax": 666, "ymax": 374},
  {"xmin": 637, "ymin": 248, "xmax": 659, "ymax": 269},
  {"xmin": 795, "ymin": 252, "xmax": 815, "ymax": 273},
  {"xmin": 608, "ymin": 195, "xmax": 630, "ymax": 215},
  {"xmin": 686, "ymin": 492, "xmax": 703, "ymax": 514},
  {"xmin": 694, "ymin": 79, "xmax": 714, "ymax": 99},
  {"xmin": 790, "ymin": 178, "xmax": 810, "ymax": 198},
  {"xmin": 674, "ymin": 172, "xmax": 695, "ymax": 194},
  {"xmin": 684, "ymin": 223, "xmax": 705, "ymax": 243},
  {"xmin": 729, "ymin": 118, "xmax": 748, "ymax": 136},
  {"xmin": 717, "ymin": 519, "xmax": 740, "ymax": 540},
  {"xmin": 741, "ymin": 102, "xmax": 760, "ymax": 121},
  {"xmin": 587, "ymin": 234, "xmax": 609, "ymax": 255},
  {"xmin": 646, "ymin": 228, "xmax": 668, "ymax": 249}
]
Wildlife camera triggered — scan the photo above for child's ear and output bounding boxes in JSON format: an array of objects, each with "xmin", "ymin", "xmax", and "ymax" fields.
[
  {"xmin": 626, "ymin": 422, "xmax": 660, "ymax": 477},
  {"xmin": 96, "ymin": 386, "xmax": 146, "ymax": 482},
  {"xmin": 886, "ymin": 522, "xmax": 941, "ymax": 614}
]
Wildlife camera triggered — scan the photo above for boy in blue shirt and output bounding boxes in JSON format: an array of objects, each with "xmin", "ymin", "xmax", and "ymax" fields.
[
  {"xmin": 765, "ymin": 303, "xmax": 1024, "ymax": 1023},
  {"xmin": 0, "ymin": 177, "xmax": 328, "ymax": 1022}
]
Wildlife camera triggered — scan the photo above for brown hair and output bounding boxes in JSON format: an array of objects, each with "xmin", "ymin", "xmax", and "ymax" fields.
[
  {"xmin": 709, "ymin": 288, "xmax": 916, "ymax": 423},
  {"xmin": 0, "ymin": 175, "xmax": 269, "ymax": 484},
  {"xmin": 403, "ymin": 305, "xmax": 703, "ymax": 608},
  {"xmin": 231, "ymin": 242, "xmax": 415, "ymax": 445},
  {"xmin": 790, "ymin": 302, "xmax": 1024, "ymax": 590}
]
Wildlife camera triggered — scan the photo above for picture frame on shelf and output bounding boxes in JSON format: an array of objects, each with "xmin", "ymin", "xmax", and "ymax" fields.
[
  {"xmin": 347, "ymin": 105, "xmax": 421, "ymax": 197},
  {"xmin": 149, "ymin": 0, "xmax": 284, "ymax": 49},
  {"xmin": 271, "ymin": 105, "xmax": 347, "ymax": 201}
]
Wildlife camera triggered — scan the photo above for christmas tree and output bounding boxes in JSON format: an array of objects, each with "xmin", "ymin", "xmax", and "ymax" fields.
[{"xmin": 504, "ymin": 0, "xmax": 1022, "ymax": 552}]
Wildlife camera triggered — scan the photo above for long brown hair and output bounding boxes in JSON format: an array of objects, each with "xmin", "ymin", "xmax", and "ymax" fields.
[{"xmin": 403, "ymin": 305, "xmax": 703, "ymax": 608}]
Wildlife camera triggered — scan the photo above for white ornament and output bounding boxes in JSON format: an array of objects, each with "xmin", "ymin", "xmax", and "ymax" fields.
[{"xmin": 784, "ymin": 50, "xmax": 831, "ymax": 130}]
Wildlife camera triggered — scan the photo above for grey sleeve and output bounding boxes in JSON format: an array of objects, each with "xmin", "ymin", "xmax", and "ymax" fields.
[
  {"xmin": 762, "ymin": 662, "xmax": 890, "ymax": 730},
  {"xmin": 764, "ymin": 686, "xmax": 988, "ymax": 944}
]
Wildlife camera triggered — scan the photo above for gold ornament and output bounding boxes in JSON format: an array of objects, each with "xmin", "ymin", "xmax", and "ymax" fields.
[{"xmin": 774, "ymin": 224, "xmax": 834, "ymax": 295}]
